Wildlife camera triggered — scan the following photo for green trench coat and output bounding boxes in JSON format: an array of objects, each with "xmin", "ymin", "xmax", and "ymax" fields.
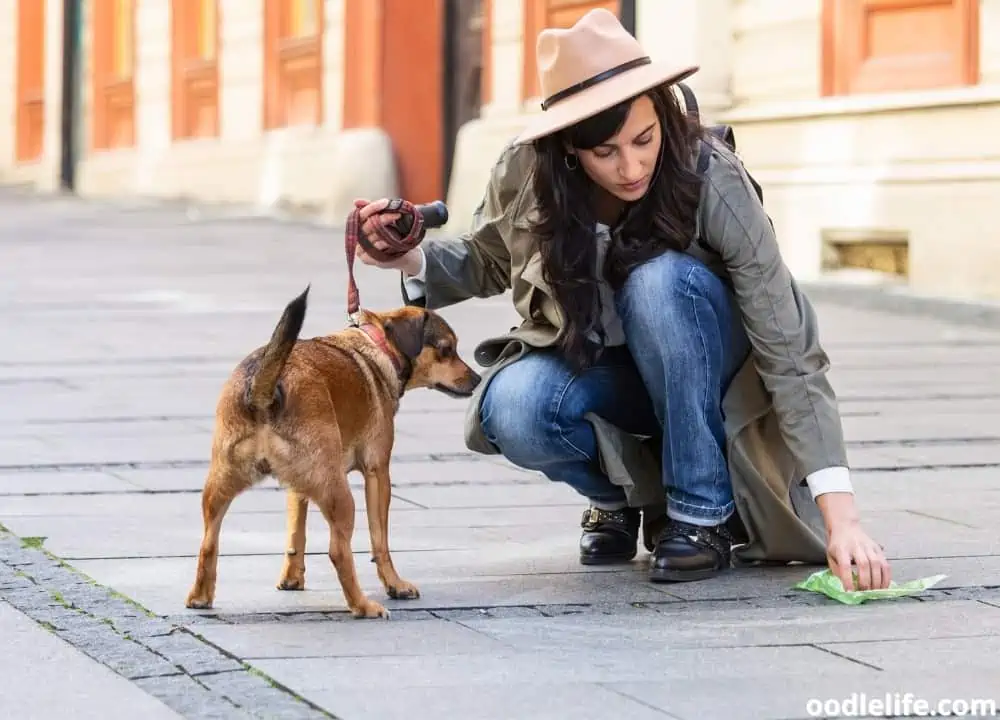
[{"xmin": 403, "ymin": 137, "xmax": 847, "ymax": 565}]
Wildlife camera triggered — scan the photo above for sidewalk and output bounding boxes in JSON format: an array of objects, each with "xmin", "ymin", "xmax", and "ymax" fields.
[{"xmin": 2, "ymin": 188, "xmax": 999, "ymax": 719}]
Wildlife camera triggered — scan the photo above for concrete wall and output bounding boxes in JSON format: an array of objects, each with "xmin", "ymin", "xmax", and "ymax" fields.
[{"xmin": 722, "ymin": 0, "xmax": 1000, "ymax": 301}]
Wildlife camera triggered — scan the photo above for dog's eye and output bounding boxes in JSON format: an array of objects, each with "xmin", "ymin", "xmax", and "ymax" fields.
[{"xmin": 437, "ymin": 344, "xmax": 453, "ymax": 358}]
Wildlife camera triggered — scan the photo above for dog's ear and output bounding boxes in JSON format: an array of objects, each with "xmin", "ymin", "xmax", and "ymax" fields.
[{"xmin": 384, "ymin": 313, "xmax": 427, "ymax": 362}]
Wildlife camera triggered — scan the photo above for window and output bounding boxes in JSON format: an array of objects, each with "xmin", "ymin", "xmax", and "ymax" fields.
[
  {"xmin": 822, "ymin": 0, "xmax": 979, "ymax": 96},
  {"xmin": 521, "ymin": 0, "xmax": 621, "ymax": 102},
  {"xmin": 263, "ymin": 0, "xmax": 324, "ymax": 129},
  {"xmin": 171, "ymin": 0, "xmax": 220, "ymax": 139},
  {"xmin": 16, "ymin": 0, "xmax": 46, "ymax": 163},
  {"xmin": 91, "ymin": 0, "xmax": 136, "ymax": 150}
]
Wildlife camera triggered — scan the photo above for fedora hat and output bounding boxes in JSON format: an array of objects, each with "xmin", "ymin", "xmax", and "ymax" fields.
[{"xmin": 514, "ymin": 8, "xmax": 698, "ymax": 145}]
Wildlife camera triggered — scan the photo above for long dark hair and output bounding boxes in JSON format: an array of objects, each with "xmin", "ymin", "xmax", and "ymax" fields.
[{"xmin": 530, "ymin": 83, "xmax": 704, "ymax": 370}]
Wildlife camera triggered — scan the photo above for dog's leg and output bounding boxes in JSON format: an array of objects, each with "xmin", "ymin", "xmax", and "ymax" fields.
[
  {"xmin": 363, "ymin": 464, "xmax": 419, "ymax": 600},
  {"xmin": 185, "ymin": 460, "xmax": 249, "ymax": 609},
  {"xmin": 277, "ymin": 490, "xmax": 309, "ymax": 591},
  {"xmin": 313, "ymin": 476, "xmax": 388, "ymax": 619}
]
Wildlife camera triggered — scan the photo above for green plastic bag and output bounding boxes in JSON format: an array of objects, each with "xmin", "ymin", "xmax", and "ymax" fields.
[{"xmin": 793, "ymin": 568, "xmax": 947, "ymax": 605}]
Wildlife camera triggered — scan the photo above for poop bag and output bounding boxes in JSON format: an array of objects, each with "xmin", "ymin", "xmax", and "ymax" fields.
[{"xmin": 793, "ymin": 569, "xmax": 948, "ymax": 605}]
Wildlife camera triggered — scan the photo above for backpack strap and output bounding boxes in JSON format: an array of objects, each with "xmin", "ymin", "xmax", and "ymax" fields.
[{"xmin": 677, "ymin": 82, "xmax": 714, "ymax": 176}]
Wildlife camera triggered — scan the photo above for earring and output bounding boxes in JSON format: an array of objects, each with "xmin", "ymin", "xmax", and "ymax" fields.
[{"xmin": 564, "ymin": 154, "xmax": 578, "ymax": 171}]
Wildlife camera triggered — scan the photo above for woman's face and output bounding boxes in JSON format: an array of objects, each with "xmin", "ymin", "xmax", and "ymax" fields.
[{"xmin": 574, "ymin": 94, "xmax": 662, "ymax": 203}]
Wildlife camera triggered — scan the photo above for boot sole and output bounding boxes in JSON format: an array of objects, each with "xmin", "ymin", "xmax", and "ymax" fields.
[
  {"xmin": 648, "ymin": 566, "xmax": 722, "ymax": 583},
  {"xmin": 579, "ymin": 552, "xmax": 636, "ymax": 566}
]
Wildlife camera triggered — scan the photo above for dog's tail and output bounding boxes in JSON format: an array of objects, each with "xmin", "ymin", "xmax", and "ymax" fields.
[{"xmin": 246, "ymin": 285, "xmax": 310, "ymax": 413}]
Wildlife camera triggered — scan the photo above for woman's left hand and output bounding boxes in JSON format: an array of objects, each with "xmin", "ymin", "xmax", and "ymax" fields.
[{"xmin": 826, "ymin": 521, "xmax": 892, "ymax": 591}]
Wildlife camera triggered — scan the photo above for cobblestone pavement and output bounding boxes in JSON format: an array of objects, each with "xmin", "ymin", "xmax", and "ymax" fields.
[{"xmin": 2, "ymin": 189, "xmax": 999, "ymax": 719}]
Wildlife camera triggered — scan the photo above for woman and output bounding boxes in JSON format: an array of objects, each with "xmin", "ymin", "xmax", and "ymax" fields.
[{"xmin": 355, "ymin": 9, "xmax": 891, "ymax": 590}]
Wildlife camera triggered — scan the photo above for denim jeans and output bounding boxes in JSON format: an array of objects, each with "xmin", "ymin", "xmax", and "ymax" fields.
[{"xmin": 480, "ymin": 250, "xmax": 751, "ymax": 527}]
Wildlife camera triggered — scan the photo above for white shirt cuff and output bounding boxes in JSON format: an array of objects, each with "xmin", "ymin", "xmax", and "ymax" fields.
[
  {"xmin": 805, "ymin": 466, "xmax": 854, "ymax": 499},
  {"xmin": 402, "ymin": 248, "xmax": 427, "ymax": 299}
]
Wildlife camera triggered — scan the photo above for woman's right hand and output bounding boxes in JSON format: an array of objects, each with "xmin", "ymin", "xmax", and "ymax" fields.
[{"xmin": 352, "ymin": 198, "xmax": 424, "ymax": 276}]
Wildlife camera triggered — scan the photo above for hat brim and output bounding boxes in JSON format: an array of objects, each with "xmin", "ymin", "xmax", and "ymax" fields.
[{"xmin": 514, "ymin": 62, "xmax": 699, "ymax": 145}]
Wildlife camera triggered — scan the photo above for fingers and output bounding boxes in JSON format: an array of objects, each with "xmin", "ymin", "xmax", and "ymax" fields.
[
  {"xmin": 871, "ymin": 542, "xmax": 891, "ymax": 589},
  {"xmin": 361, "ymin": 212, "xmax": 400, "ymax": 238},
  {"xmin": 358, "ymin": 198, "xmax": 390, "ymax": 221},
  {"xmin": 854, "ymin": 547, "xmax": 874, "ymax": 591},
  {"xmin": 828, "ymin": 535, "xmax": 893, "ymax": 592},
  {"xmin": 829, "ymin": 547, "xmax": 855, "ymax": 591}
]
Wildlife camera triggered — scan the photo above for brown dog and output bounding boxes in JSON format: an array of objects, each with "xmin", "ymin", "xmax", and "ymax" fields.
[{"xmin": 184, "ymin": 286, "xmax": 481, "ymax": 618}]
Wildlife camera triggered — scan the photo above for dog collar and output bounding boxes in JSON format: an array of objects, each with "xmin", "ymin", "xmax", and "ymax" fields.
[{"xmin": 358, "ymin": 323, "xmax": 406, "ymax": 379}]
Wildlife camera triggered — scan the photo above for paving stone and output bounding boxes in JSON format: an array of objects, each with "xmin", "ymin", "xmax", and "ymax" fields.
[
  {"xmin": 72, "ymin": 543, "xmax": 677, "ymax": 613},
  {"xmin": 850, "ymin": 444, "xmax": 1000, "ymax": 471},
  {"xmin": 141, "ymin": 630, "xmax": 244, "ymax": 675},
  {"xmin": 843, "ymin": 413, "xmax": 1000, "ymax": 443},
  {"xmin": 132, "ymin": 675, "xmax": 249, "ymax": 720},
  {"xmin": 391, "ymin": 482, "xmax": 589, "ymax": 508},
  {"xmin": 0, "ymin": 471, "xmax": 137, "ymax": 495},
  {"xmin": 0, "ymin": 483, "xmax": 420, "ymax": 517},
  {"xmin": 250, "ymin": 645, "xmax": 870, "ymax": 694},
  {"xmin": 0, "ymin": 601, "xmax": 183, "ymax": 720},
  {"xmin": 612, "ymin": 670, "xmax": 1000, "ymax": 720},
  {"xmin": 197, "ymin": 617, "xmax": 509, "ymax": 658},
  {"xmin": 279, "ymin": 682, "xmax": 680, "ymax": 720},
  {"xmin": 55, "ymin": 623, "xmax": 182, "ymax": 679},
  {"xmin": 819, "ymin": 635, "xmax": 1000, "ymax": 673},
  {"xmin": 459, "ymin": 598, "xmax": 1000, "ymax": 652},
  {"xmin": 197, "ymin": 670, "xmax": 330, "ymax": 720},
  {"xmin": 0, "ymin": 508, "xmax": 591, "ymax": 561}
]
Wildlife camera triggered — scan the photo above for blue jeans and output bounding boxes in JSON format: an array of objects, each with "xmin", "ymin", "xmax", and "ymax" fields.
[{"xmin": 480, "ymin": 250, "xmax": 751, "ymax": 527}]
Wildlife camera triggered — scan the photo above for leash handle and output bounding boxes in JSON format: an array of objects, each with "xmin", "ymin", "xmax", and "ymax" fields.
[{"xmin": 344, "ymin": 200, "xmax": 450, "ymax": 323}]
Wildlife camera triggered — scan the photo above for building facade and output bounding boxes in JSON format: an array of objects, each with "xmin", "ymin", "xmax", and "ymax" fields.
[{"xmin": 3, "ymin": 1, "xmax": 1000, "ymax": 300}]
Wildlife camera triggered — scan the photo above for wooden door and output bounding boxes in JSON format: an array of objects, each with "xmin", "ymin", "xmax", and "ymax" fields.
[
  {"xmin": 91, "ymin": 0, "xmax": 136, "ymax": 150},
  {"xmin": 343, "ymin": 0, "xmax": 445, "ymax": 204},
  {"xmin": 522, "ymin": 0, "xmax": 621, "ymax": 102},
  {"xmin": 822, "ymin": 0, "xmax": 979, "ymax": 95},
  {"xmin": 16, "ymin": 0, "xmax": 46, "ymax": 163},
  {"xmin": 171, "ymin": 0, "xmax": 220, "ymax": 139}
]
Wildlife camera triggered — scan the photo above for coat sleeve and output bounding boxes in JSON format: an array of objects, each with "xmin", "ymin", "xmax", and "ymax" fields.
[
  {"xmin": 402, "ymin": 141, "xmax": 533, "ymax": 310},
  {"xmin": 701, "ymin": 149, "xmax": 850, "ymax": 479}
]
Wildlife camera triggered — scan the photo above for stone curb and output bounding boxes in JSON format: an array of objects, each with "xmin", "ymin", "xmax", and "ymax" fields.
[
  {"xmin": 0, "ymin": 531, "xmax": 336, "ymax": 720},
  {"xmin": 802, "ymin": 281, "xmax": 1000, "ymax": 330}
]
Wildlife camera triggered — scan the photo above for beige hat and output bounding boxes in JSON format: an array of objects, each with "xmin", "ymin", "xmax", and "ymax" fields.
[{"xmin": 514, "ymin": 8, "xmax": 698, "ymax": 145}]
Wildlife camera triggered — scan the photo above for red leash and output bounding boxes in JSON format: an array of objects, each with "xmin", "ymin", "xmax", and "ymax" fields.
[{"xmin": 344, "ymin": 199, "xmax": 425, "ymax": 321}]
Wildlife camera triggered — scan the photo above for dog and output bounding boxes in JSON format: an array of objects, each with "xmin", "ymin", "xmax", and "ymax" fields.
[{"xmin": 184, "ymin": 286, "xmax": 481, "ymax": 618}]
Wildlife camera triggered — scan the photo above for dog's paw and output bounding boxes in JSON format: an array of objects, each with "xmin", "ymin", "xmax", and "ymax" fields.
[
  {"xmin": 351, "ymin": 599, "xmax": 390, "ymax": 619},
  {"xmin": 386, "ymin": 581, "xmax": 420, "ymax": 600},
  {"xmin": 185, "ymin": 593, "xmax": 213, "ymax": 610},
  {"xmin": 276, "ymin": 577, "xmax": 305, "ymax": 591}
]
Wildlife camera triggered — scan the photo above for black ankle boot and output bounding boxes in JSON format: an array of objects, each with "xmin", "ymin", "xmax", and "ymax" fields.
[
  {"xmin": 648, "ymin": 519, "xmax": 733, "ymax": 582},
  {"xmin": 579, "ymin": 506, "xmax": 640, "ymax": 565}
]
